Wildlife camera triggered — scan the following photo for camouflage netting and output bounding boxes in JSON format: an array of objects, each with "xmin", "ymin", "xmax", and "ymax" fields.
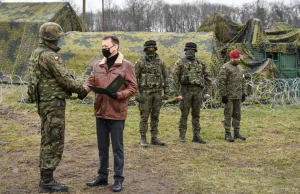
[
  {"xmin": 197, "ymin": 13, "xmax": 300, "ymax": 79},
  {"xmin": 58, "ymin": 31, "xmax": 214, "ymax": 76},
  {"xmin": 0, "ymin": 2, "xmax": 81, "ymax": 78}
]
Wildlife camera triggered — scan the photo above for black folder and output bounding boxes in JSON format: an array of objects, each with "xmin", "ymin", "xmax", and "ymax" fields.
[{"xmin": 88, "ymin": 74, "xmax": 125, "ymax": 94}]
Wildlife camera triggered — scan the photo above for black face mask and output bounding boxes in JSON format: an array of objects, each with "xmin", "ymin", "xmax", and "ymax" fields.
[
  {"xmin": 145, "ymin": 50, "xmax": 156, "ymax": 56},
  {"xmin": 102, "ymin": 48, "xmax": 111, "ymax": 58},
  {"xmin": 102, "ymin": 45, "xmax": 115, "ymax": 58},
  {"xmin": 185, "ymin": 50, "xmax": 195, "ymax": 60}
]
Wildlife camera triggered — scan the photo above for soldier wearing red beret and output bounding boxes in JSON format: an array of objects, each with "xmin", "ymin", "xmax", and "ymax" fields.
[{"xmin": 218, "ymin": 49, "xmax": 247, "ymax": 142}]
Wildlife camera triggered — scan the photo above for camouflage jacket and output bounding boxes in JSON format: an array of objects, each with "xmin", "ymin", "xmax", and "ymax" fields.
[
  {"xmin": 27, "ymin": 44, "xmax": 85, "ymax": 102},
  {"xmin": 134, "ymin": 53, "xmax": 169, "ymax": 94},
  {"xmin": 218, "ymin": 61, "xmax": 247, "ymax": 99},
  {"xmin": 172, "ymin": 57, "xmax": 212, "ymax": 96}
]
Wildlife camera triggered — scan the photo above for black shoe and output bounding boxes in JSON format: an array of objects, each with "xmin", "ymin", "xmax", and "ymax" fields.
[
  {"xmin": 234, "ymin": 134, "xmax": 246, "ymax": 141},
  {"xmin": 86, "ymin": 176, "xmax": 108, "ymax": 187},
  {"xmin": 151, "ymin": 137, "xmax": 165, "ymax": 146},
  {"xmin": 38, "ymin": 180, "xmax": 69, "ymax": 193},
  {"xmin": 112, "ymin": 179, "xmax": 123, "ymax": 192},
  {"xmin": 192, "ymin": 134, "xmax": 206, "ymax": 144}
]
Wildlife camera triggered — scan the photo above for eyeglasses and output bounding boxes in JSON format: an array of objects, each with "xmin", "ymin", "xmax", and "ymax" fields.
[{"xmin": 102, "ymin": 45, "xmax": 115, "ymax": 50}]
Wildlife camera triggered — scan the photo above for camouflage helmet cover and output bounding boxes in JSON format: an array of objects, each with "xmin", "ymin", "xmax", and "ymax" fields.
[
  {"xmin": 184, "ymin": 42, "xmax": 197, "ymax": 52},
  {"xmin": 39, "ymin": 22, "xmax": 64, "ymax": 41},
  {"xmin": 144, "ymin": 40, "xmax": 157, "ymax": 51}
]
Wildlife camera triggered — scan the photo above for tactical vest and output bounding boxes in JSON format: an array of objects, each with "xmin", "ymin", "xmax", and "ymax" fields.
[
  {"xmin": 27, "ymin": 48, "xmax": 46, "ymax": 103},
  {"xmin": 139, "ymin": 58, "xmax": 164, "ymax": 89},
  {"xmin": 180, "ymin": 58, "xmax": 205, "ymax": 86},
  {"xmin": 28, "ymin": 47, "xmax": 70, "ymax": 102}
]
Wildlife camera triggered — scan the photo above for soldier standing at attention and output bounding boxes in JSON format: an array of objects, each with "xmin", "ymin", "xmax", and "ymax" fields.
[
  {"xmin": 219, "ymin": 49, "xmax": 247, "ymax": 142},
  {"xmin": 135, "ymin": 40, "xmax": 170, "ymax": 147},
  {"xmin": 173, "ymin": 42, "xmax": 212, "ymax": 143},
  {"xmin": 27, "ymin": 22, "xmax": 87, "ymax": 193}
]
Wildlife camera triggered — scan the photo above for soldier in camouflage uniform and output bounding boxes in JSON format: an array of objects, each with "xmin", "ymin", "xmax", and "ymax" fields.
[
  {"xmin": 135, "ymin": 40, "xmax": 169, "ymax": 147},
  {"xmin": 219, "ymin": 49, "xmax": 247, "ymax": 142},
  {"xmin": 27, "ymin": 22, "xmax": 87, "ymax": 193},
  {"xmin": 173, "ymin": 42, "xmax": 212, "ymax": 144}
]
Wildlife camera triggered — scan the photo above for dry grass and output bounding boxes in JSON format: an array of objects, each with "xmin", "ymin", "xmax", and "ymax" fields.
[{"xmin": 1, "ymin": 88, "xmax": 300, "ymax": 193}]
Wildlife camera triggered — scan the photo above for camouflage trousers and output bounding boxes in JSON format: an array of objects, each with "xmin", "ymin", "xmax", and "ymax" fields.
[
  {"xmin": 178, "ymin": 85, "xmax": 203, "ymax": 137},
  {"xmin": 138, "ymin": 91, "xmax": 162, "ymax": 138},
  {"xmin": 38, "ymin": 99, "xmax": 66, "ymax": 171},
  {"xmin": 223, "ymin": 99, "xmax": 241, "ymax": 131}
]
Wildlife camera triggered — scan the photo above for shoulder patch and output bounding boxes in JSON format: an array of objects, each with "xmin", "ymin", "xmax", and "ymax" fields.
[
  {"xmin": 54, "ymin": 56, "xmax": 60, "ymax": 61},
  {"xmin": 222, "ymin": 66, "xmax": 226, "ymax": 68}
]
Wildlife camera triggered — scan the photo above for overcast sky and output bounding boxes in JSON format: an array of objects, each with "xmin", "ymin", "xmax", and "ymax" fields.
[{"xmin": 2, "ymin": 0, "xmax": 294, "ymax": 12}]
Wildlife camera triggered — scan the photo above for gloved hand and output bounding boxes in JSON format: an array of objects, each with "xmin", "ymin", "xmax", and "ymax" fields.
[
  {"xmin": 222, "ymin": 96, "xmax": 228, "ymax": 104},
  {"xmin": 162, "ymin": 94, "xmax": 169, "ymax": 100},
  {"xmin": 107, "ymin": 92, "xmax": 118, "ymax": 100},
  {"xmin": 242, "ymin": 95, "xmax": 246, "ymax": 102},
  {"xmin": 78, "ymin": 89, "xmax": 88, "ymax": 100},
  {"xmin": 135, "ymin": 93, "xmax": 145, "ymax": 104}
]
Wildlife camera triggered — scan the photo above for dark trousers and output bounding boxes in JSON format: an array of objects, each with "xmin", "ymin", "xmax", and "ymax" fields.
[{"xmin": 96, "ymin": 118, "xmax": 125, "ymax": 180}]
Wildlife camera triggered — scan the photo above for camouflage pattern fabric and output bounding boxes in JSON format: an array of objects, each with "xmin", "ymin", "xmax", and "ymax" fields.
[
  {"xmin": 173, "ymin": 57, "xmax": 212, "ymax": 96},
  {"xmin": 27, "ymin": 42, "xmax": 86, "ymax": 102},
  {"xmin": 178, "ymin": 85, "xmax": 203, "ymax": 137},
  {"xmin": 38, "ymin": 99, "xmax": 66, "ymax": 171},
  {"xmin": 173, "ymin": 57, "xmax": 212, "ymax": 138},
  {"xmin": 197, "ymin": 13, "xmax": 300, "ymax": 78},
  {"xmin": 0, "ymin": 2, "xmax": 81, "ymax": 77},
  {"xmin": 218, "ymin": 61, "xmax": 247, "ymax": 99},
  {"xmin": 219, "ymin": 60, "xmax": 247, "ymax": 131},
  {"xmin": 135, "ymin": 53, "xmax": 169, "ymax": 137},
  {"xmin": 138, "ymin": 91, "xmax": 162, "ymax": 138},
  {"xmin": 135, "ymin": 53, "xmax": 169, "ymax": 93},
  {"xmin": 223, "ymin": 99, "xmax": 241, "ymax": 130}
]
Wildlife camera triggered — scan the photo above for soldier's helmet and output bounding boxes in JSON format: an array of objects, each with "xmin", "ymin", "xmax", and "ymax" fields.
[
  {"xmin": 184, "ymin": 42, "xmax": 197, "ymax": 52},
  {"xmin": 39, "ymin": 22, "xmax": 64, "ymax": 41},
  {"xmin": 144, "ymin": 40, "xmax": 157, "ymax": 51}
]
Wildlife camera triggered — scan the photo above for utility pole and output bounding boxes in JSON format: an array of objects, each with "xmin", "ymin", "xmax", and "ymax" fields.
[
  {"xmin": 82, "ymin": 0, "xmax": 86, "ymax": 32},
  {"xmin": 102, "ymin": 0, "xmax": 105, "ymax": 31}
]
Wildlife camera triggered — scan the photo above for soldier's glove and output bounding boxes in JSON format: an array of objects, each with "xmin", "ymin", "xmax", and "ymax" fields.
[
  {"xmin": 242, "ymin": 95, "xmax": 246, "ymax": 102},
  {"xmin": 162, "ymin": 94, "xmax": 169, "ymax": 100},
  {"xmin": 78, "ymin": 90, "xmax": 88, "ymax": 100},
  {"xmin": 222, "ymin": 96, "xmax": 228, "ymax": 104},
  {"xmin": 107, "ymin": 92, "xmax": 118, "ymax": 100},
  {"xmin": 135, "ymin": 93, "xmax": 145, "ymax": 104}
]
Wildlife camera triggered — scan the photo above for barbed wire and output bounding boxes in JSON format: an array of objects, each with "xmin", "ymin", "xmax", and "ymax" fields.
[{"xmin": 1, "ymin": 72, "xmax": 300, "ymax": 110}]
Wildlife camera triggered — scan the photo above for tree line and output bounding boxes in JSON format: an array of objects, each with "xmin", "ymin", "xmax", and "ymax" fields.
[{"xmin": 73, "ymin": 0, "xmax": 300, "ymax": 32}]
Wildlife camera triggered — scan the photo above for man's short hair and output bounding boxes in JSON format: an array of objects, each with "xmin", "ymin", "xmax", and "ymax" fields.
[{"xmin": 103, "ymin": 36, "xmax": 119, "ymax": 45}]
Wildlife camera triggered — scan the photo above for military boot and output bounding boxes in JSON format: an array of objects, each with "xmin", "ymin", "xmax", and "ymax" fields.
[
  {"xmin": 140, "ymin": 135, "xmax": 148, "ymax": 147},
  {"xmin": 225, "ymin": 129, "xmax": 235, "ymax": 142},
  {"xmin": 179, "ymin": 134, "xmax": 185, "ymax": 143},
  {"xmin": 151, "ymin": 137, "xmax": 165, "ymax": 146},
  {"xmin": 234, "ymin": 129, "xmax": 246, "ymax": 140},
  {"xmin": 192, "ymin": 134, "xmax": 206, "ymax": 144},
  {"xmin": 39, "ymin": 170, "xmax": 68, "ymax": 193}
]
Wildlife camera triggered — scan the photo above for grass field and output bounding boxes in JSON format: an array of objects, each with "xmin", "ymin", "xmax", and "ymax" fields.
[{"xmin": 1, "ymin": 88, "xmax": 300, "ymax": 194}]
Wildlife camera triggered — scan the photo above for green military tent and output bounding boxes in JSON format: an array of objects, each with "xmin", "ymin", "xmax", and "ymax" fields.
[
  {"xmin": 198, "ymin": 13, "xmax": 300, "ymax": 78},
  {"xmin": 0, "ymin": 2, "xmax": 81, "ymax": 78}
]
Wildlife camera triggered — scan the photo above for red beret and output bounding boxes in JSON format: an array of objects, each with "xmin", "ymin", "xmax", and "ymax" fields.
[{"xmin": 229, "ymin": 50, "xmax": 242, "ymax": 59}]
